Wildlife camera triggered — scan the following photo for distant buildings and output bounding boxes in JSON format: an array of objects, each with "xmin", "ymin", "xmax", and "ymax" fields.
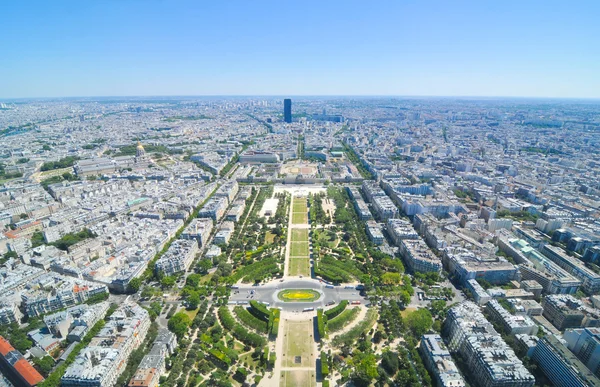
[
  {"xmin": 443, "ymin": 247, "xmax": 518, "ymax": 286},
  {"xmin": 283, "ymin": 99, "xmax": 292, "ymax": 123},
  {"xmin": 62, "ymin": 302, "xmax": 150, "ymax": 387},
  {"xmin": 542, "ymin": 294, "xmax": 600, "ymax": 330},
  {"xmin": 541, "ymin": 244, "xmax": 600, "ymax": 294},
  {"xmin": 419, "ymin": 334, "xmax": 465, "ymax": 387},
  {"xmin": 399, "ymin": 238, "xmax": 441, "ymax": 273},
  {"xmin": 443, "ymin": 301, "xmax": 534, "ymax": 387},
  {"xmin": 128, "ymin": 329, "xmax": 177, "ymax": 387},
  {"xmin": 155, "ymin": 239, "xmax": 199, "ymax": 276},
  {"xmin": 542, "ymin": 294, "xmax": 583, "ymax": 330},
  {"xmin": 365, "ymin": 221, "xmax": 384, "ymax": 245},
  {"xmin": 180, "ymin": 218, "xmax": 213, "ymax": 247},
  {"xmin": 486, "ymin": 300, "xmax": 538, "ymax": 335}
]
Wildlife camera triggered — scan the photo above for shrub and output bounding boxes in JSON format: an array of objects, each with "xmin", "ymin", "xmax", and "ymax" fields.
[
  {"xmin": 324, "ymin": 300, "xmax": 348, "ymax": 319},
  {"xmin": 249, "ymin": 300, "xmax": 270, "ymax": 321},
  {"xmin": 234, "ymin": 306, "xmax": 268, "ymax": 333},
  {"xmin": 321, "ymin": 351, "xmax": 329, "ymax": 377},
  {"xmin": 269, "ymin": 308, "xmax": 280, "ymax": 336},
  {"xmin": 317, "ymin": 309, "xmax": 326, "ymax": 339},
  {"xmin": 327, "ymin": 307, "xmax": 360, "ymax": 333}
]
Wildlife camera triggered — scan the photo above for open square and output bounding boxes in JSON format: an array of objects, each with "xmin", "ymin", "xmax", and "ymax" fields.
[
  {"xmin": 292, "ymin": 212, "xmax": 308, "ymax": 224},
  {"xmin": 283, "ymin": 320, "xmax": 315, "ymax": 368},
  {"xmin": 289, "ymin": 257, "xmax": 310, "ymax": 276},
  {"xmin": 280, "ymin": 370, "xmax": 315, "ymax": 387},
  {"xmin": 290, "ymin": 242, "xmax": 309, "ymax": 257},
  {"xmin": 291, "ymin": 229, "xmax": 309, "ymax": 242},
  {"xmin": 293, "ymin": 199, "xmax": 308, "ymax": 213}
]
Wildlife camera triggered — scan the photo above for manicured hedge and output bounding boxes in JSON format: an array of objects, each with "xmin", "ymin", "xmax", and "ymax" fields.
[
  {"xmin": 317, "ymin": 309, "xmax": 326, "ymax": 339},
  {"xmin": 209, "ymin": 348, "xmax": 231, "ymax": 368},
  {"xmin": 269, "ymin": 308, "xmax": 280, "ymax": 336},
  {"xmin": 332, "ymin": 308, "xmax": 378, "ymax": 347},
  {"xmin": 218, "ymin": 307, "xmax": 266, "ymax": 348},
  {"xmin": 315, "ymin": 256, "xmax": 363, "ymax": 283},
  {"xmin": 321, "ymin": 351, "xmax": 329, "ymax": 377},
  {"xmin": 230, "ymin": 258, "xmax": 281, "ymax": 283},
  {"xmin": 249, "ymin": 300, "xmax": 270, "ymax": 321},
  {"xmin": 214, "ymin": 342, "xmax": 239, "ymax": 362},
  {"xmin": 324, "ymin": 300, "xmax": 348, "ymax": 319},
  {"xmin": 327, "ymin": 307, "xmax": 360, "ymax": 333},
  {"xmin": 234, "ymin": 306, "xmax": 268, "ymax": 333}
]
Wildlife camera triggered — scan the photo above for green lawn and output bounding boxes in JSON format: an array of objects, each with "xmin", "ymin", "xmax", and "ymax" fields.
[
  {"xmin": 290, "ymin": 242, "xmax": 309, "ymax": 257},
  {"xmin": 265, "ymin": 231, "xmax": 276, "ymax": 243},
  {"xmin": 291, "ymin": 229, "xmax": 309, "ymax": 242},
  {"xmin": 292, "ymin": 198, "xmax": 308, "ymax": 213},
  {"xmin": 281, "ymin": 370, "xmax": 315, "ymax": 387},
  {"xmin": 182, "ymin": 308, "xmax": 199, "ymax": 320},
  {"xmin": 277, "ymin": 289, "xmax": 320, "ymax": 302},
  {"xmin": 292, "ymin": 212, "xmax": 308, "ymax": 224},
  {"xmin": 283, "ymin": 320, "xmax": 315, "ymax": 367},
  {"xmin": 289, "ymin": 258, "xmax": 310, "ymax": 276}
]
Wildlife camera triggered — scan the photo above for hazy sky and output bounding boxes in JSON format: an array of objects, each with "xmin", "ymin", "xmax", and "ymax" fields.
[{"xmin": 1, "ymin": 0, "xmax": 599, "ymax": 98}]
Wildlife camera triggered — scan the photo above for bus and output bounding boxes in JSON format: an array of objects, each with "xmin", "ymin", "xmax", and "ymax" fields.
[
  {"xmin": 351, "ymin": 301, "xmax": 361, "ymax": 305},
  {"xmin": 303, "ymin": 307, "xmax": 315, "ymax": 312}
]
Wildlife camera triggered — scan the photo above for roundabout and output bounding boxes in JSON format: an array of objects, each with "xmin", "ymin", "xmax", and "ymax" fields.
[{"xmin": 277, "ymin": 289, "xmax": 321, "ymax": 302}]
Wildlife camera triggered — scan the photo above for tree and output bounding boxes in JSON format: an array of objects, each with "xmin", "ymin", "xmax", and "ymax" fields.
[
  {"xmin": 186, "ymin": 274, "xmax": 202, "ymax": 288},
  {"xmin": 353, "ymin": 353, "xmax": 379, "ymax": 387},
  {"xmin": 161, "ymin": 275, "xmax": 176, "ymax": 289},
  {"xmin": 128, "ymin": 277, "xmax": 141, "ymax": 293},
  {"xmin": 187, "ymin": 292, "xmax": 200, "ymax": 310},
  {"xmin": 168, "ymin": 312, "xmax": 191, "ymax": 338},
  {"xmin": 150, "ymin": 302, "xmax": 162, "ymax": 316},
  {"xmin": 33, "ymin": 356, "xmax": 54, "ymax": 376},
  {"xmin": 430, "ymin": 300, "xmax": 447, "ymax": 317},
  {"xmin": 405, "ymin": 309, "xmax": 433, "ymax": 338},
  {"xmin": 398, "ymin": 290, "xmax": 411, "ymax": 306},
  {"xmin": 381, "ymin": 272, "xmax": 402, "ymax": 285},
  {"xmin": 381, "ymin": 351, "xmax": 399, "ymax": 375},
  {"xmin": 197, "ymin": 259, "xmax": 213, "ymax": 274}
]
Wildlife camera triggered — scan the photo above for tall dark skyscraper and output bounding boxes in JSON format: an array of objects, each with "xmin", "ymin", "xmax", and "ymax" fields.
[{"xmin": 283, "ymin": 98, "xmax": 292, "ymax": 123}]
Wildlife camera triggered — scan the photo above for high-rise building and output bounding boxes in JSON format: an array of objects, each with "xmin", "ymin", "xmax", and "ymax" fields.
[
  {"xmin": 283, "ymin": 98, "xmax": 292, "ymax": 123},
  {"xmin": 532, "ymin": 335, "xmax": 600, "ymax": 387},
  {"xmin": 564, "ymin": 328, "xmax": 600, "ymax": 377}
]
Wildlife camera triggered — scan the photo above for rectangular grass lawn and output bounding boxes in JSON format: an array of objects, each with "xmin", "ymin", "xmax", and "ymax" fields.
[
  {"xmin": 292, "ymin": 198, "xmax": 308, "ymax": 213},
  {"xmin": 283, "ymin": 320, "xmax": 315, "ymax": 367},
  {"xmin": 281, "ymin": 371, "xmax": 315, "ymax": 387},
  {"xmin": 290, "ymin": 242, "xmax": 309, "ymax": 257},
  {"xmin": 292, "ymin": 212, "xmax": 308, "ymax": 224},
  {"xmin": 291, "ymin": 229, "xmax": 309, "ymax": 242},
  {"xmin": 288, "ymin": 257, "xmax": 310, "ymax": 276}
]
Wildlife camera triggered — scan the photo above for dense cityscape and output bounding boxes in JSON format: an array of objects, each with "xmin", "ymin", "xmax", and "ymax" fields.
[{"xmin": 0, "ymin": 96, "xmax": 599, "ymax": 387}]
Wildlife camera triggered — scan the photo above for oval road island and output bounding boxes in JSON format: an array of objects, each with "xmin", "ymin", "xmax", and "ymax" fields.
[{"xmin": 277, "ymin": 289, "xmax": 321, "ymax": 302}]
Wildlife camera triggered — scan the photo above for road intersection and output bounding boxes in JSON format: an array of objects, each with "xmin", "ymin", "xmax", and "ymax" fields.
[{"xmin": 229, "ymin": 278, "xmax": 365, "ymax": 310}]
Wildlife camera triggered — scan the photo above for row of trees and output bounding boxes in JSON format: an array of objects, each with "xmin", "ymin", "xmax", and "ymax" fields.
[{"xmin": 40, "ymin": 156, "xmax": 80, "ymax": 171}]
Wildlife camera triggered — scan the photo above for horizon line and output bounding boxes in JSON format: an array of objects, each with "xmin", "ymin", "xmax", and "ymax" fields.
[{"xmin": 1, "ymin": 94, "xmax": 600, "ymax": 101}]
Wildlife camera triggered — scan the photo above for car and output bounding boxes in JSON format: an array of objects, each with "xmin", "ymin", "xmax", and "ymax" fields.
[{"xmin": 327, "ymin": 301, "xmax": 335, "ymax": 306}]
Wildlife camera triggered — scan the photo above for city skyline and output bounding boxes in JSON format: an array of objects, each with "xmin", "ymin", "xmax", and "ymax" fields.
[{"xmin": 1, "ymin": 0, "xmax": 599, "ymax": 99}]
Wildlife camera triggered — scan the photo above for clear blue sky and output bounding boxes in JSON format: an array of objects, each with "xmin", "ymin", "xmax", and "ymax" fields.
[{"xmin": 1, "ymin": 0, "xmax": 599, "ymax": 98}]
